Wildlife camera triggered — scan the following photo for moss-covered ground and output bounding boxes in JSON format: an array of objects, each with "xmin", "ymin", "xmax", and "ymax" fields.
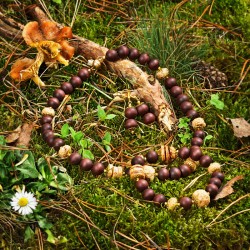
[{"xmin": 0, "ymin": 0, "xmax": 249, "ymax": 249}]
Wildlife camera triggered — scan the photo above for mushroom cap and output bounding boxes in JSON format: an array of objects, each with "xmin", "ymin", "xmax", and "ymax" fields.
[{"xmin": 10, "ymin": 58, "xmax": 35, "ymax": 81}]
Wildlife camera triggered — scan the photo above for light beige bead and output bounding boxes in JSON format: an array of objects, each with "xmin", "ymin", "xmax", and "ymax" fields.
[
  {"xmin": 192, "ymin": 118, "xmax": 206, "ymax": 130},
  {"xmin": 208, "ymin": 162, "xmax": 221, "ymax": 174},
  {"xmin": 167, "ymin": 197, "xmax": 179, "ymax": 210},
  {"xmin": 107, "ymin": 164, "xmax": 123, "ymax": 178},
  {"xmin": 58, "ymin": 145, "xmax": 72, "ymax": 158},
  {"xmin": 184, "ymin": 157, "xmax": 199, "ymax": 171},
  {"xmin": 156, "ymin": 67, "xmax": 169, "ymax": 79},
  {"xmin": 143, "ymin": 165, "xmax": 155, "ymax": 182},
  {"xmin": 42, "ymin": 107, "xmax": 55, "ymax": 117},
  {"xmin": 192, "ymin": 189, "xmax": 210, "ymax": 207},
  {"xmin": 159, "ymin": 145, "xmax": 177, "ymax": 163},
  {"xmin": 129, "ymin": 165, "xmax": 145, "ymax": 180}
]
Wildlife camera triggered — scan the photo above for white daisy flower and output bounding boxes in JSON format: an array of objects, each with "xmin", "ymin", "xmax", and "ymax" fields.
[{"xmin": 10, "ymin": 188, "xmax": 38, "ymax": 215}]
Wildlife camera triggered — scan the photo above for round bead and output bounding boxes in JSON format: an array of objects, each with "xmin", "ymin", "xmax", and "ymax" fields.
[
  {"xmin": 211, "ymin": 171, "xmax": 225, "ymax": 181},
  {"xmin": 41, "ymin": 123, "xmax": 52, "ymax": 132},
  {"xmin": 190, "ymin": 146, "xmax": 202, "ymax": 161},
  {"xmin": 47, "ymin": 97, "xmax": 60, "ymax": 109},
  {"xmin": 105, "ymin": 49, "xmax": 119, "ymax": 62},
  {"xmin": 138, "ymin": 53, "xmax": 150, "ymax": 65},
  {"xmin": 45, "ymin": 135, "xmax": 55, "ymax": 147},
  {"xmin": 70, "ymin": 76, "xmax": 82, "ymax": 88},
  {"xmin": 178, "ymin": 147, "xmax": 190, "ymax": 159},
  {"xmin": 60, "ymin": 82, "xmax": 74, "ymax": 94},
  {"xmin": 209, "ymin": 177, "xmax": 222, "ymax": 188},
  {"xmin": 169, "ymin": 167, "xmax": 182, "ymax": 180},
  {"xmin": 199, "ymin": 155, "xmax": 213, "ymax": 167},
  {"xmin": 180, "ymin": 101, "xmax": 193, "ymax": 113},
  {"xmin": 148, "ymin": 59, "xmax": 160, "ymax": 70},
  {"xmin": 128, "ymin": 48, "xmax": 140, "ymax": 60},
  {"xmin": 176, "ymin": 94, "xmax": 189, "ymax": 105},
  {"xmin": 153, "ymin": 194, "xmax": 166, "ymax": 206},
  {"xmin": 77, "ymin": 68, "xmax": 90, "ymax": 81},
  {"xmin": 179, "ymin": 197, "xmax": 192, "ymax": 210},
  {"xmin": 53, "ymin": 138, "xmax": 65, "ymax": 151},
  {"xmin": 80, "ymin": 158, "xmax": 94, "ymax": 171},
  {"xmin": 146, "ymin": 150, "xmax": 158, "ymax": 163},
  {"xmin": 205, "ymin": 184, "xmax": 218, "ymax": 198},
  {"xmin": 179, "ymin": 164, "xmax": 192, "ymax": 177},
  {"xmin": 170, "ymin": 86, "xmax": 183, "ymax": 97},
  {"xmin": 186, "ymin": 109, "xmax": 199, "ymax": 120},
  {"xmin": 136, "ymin": 103, "xmax": 149, "ymax": 116},
  {"xmin": 53, "ymin": 89, "xmax": 65, "ymax": 102},
  {"xmin": 41, "ymin": 115, "xmax": 53, "ymax": 125},
  {"xmin": 117, "ymin": 45, "xmax": 130, "ymax": 59},
  {"xmin": 158, "ymin": 168, "xmax": 169, "ymax": 181},
  {"xmin": 131, "ymin": 155, "xmax": 145, "ymax": 166},
  {"xmin": 142, "ymin": 188, "xmax": 155, "ymax": 201},
  {"xmin": 69, "ymin": 152, "xmax": 82, "ymax": 165},
  {"xmin": 125, "ymin": 107, "xmax": 138, "ymax": 119},
  {"xmin": 135, "ymin": 179, "xmax": 149, "ymax": 192},
  {"xmin": 164, "ymin": 77, "xmax": 177, "ymax": 89},
  {"xmin": 124, "ymin": 119, "xmax": 138, "ymax": 129},
  {"xmin": 193, "ymin": 130, "xmax": 205, "ymax": 139},
  {"xmin": 143, "ymin": 113, "xmax": 156, "ymax": 124},
  {"xmin": 91, "ymin": 162, "xmax": 105, "ymax": 176},
  {"xmin": 191, "ymin": 137, "xmax": 203, "ymax": 146},
  {"xmin": 42, "ymin": 130, "xmax": 54, "ymax": 140}
]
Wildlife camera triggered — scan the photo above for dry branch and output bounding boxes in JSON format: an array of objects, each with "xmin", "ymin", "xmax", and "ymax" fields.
[{"xmin": 0, "ymin": 5, "xmax": 177, "ymax": 133}]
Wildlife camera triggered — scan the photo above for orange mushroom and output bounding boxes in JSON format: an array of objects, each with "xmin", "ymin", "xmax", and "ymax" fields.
[{"xmin": 10, "ymin": 20, "xmax": 75, "ymax": 86}]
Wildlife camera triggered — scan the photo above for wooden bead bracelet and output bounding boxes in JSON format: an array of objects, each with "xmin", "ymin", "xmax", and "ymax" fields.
[{"xmin": 40, "ymin": 45, "xmax": 225, "ymax": 210}]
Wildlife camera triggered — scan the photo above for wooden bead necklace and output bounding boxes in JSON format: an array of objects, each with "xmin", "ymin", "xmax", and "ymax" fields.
[{"xmin": 40, "ymin": 45, "xmax": 225, "ymax": 210}]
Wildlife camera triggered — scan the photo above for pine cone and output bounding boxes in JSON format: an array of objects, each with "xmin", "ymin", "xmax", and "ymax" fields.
[{"xmin": 194, "ymin": 60, "xmax": 228, "ymax": 89}]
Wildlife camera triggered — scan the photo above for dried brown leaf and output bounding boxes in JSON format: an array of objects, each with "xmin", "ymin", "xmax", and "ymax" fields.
[
  {"xmin": 214, "ymin": 175, "xmax": 244, "ymax": 200},
  {"xmin": 230, "ymin": 118, "xmax": 250, "ymax": 138},
  {"xmin": 16, "ymin": 123, "xmax": 34, "ymax": 147},
  {"xmin": 5, "ymin": 125, "xmax": 22, "ymax": 143}
]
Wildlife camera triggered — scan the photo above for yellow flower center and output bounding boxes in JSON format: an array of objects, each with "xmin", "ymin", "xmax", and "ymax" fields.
[{"xmin": 18, "ymin": 197, "xmax": 29, "ymax": 207}]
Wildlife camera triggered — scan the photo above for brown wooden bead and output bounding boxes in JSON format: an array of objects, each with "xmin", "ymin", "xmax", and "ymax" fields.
[
  {"xmin": 117, "ymin": 45, "xmax": 130, "ymax": 59},
  {"xmin": 153, "ymin": 194, "xmax": 166, "ymax": 206},
  {"xmin": 142, "ymin": 188, "xmax": 155, "ymax": 201},
  {"xmin": 146, "ymin": 150, "xmax": 158, "ymax": 163},
  {"xmin": 136, "ymin": 103, "xmax": 149, "ymax": 116},
  {"xmin": 169, "ymin": 167, "xmax": 181, "ymax": 180},
  {"xmin": 53, "ymin": 138, "xmax": 65, "ymax": 151},
  {"xmin": 125, "ymin": 119, "xmax": 138, "ymax": 129},
  {"xmin": 209, "ymin": 177, "xmax": 222, "ymax": 188},
  {"xmin": 60, "ymin": 82, "xmax": 74, "ymax": 94},
  {"xmin": 131, "ymin": 155, "xmax": 145, "ymax": 166},
  {"xmin": 190, "ymin": 146, "xmax": 202, "ymax": 161},
  {"xmin": 80, "ymin": 158, "xmax": 94, "ymax": 171},
  {"xmin": 53, "ymin": 89, "xmax": 65, "ymax": 102},
  {"xmin": 180, "ymin": 101, "xmax": 193, "ymax": 113},
  {"xmin": 138, "ymin": 53, "xmax": 150, "ymax": 65},
  {"xmin": 178, "ymin": 147, "xmax": 190, "ymax": 159},
  {"xmin": 105, "ymin": 49, "xmax": 119, "ymax": 62},
  {"xmin": 128, "ymin": 48, "xmax": 140, "ymax": 60},
  {"xmin": 206, "ymin": 184, "xmax": 218, "ymax": 198},
  {"xmin": 70, "ymin": 76, "xmax": 82, "ymax": 88},
  {"xmin": 78, "ymin": 68, "xmax": 90, "ymax": 81},
  {"xmin": 179, "ymin": 197, "xmax": 192, "ymax": 210},
  {"xmin": 148, "ymin": 59, "xmax": 160, "ymax": 70},
  {"xmin": 179, "ymin": 164, "xmax": 192, "ymax": 177},
  {"xmin": 125, "ymin": 107, "xmax": 138, "ymax": 119},
  {"xmin": 176, "ymin": 94, "xmax": 189, "ymax": 105},
  {"xmin": 69, "ymin": 152, "xmax": 82, "ymax": 165},
  {"xmin": 135, "ymin": 179, "xmax": 149, "ymax": 192},
  {"xmin": 41, "ymin": 123, "xmax": 52, "ymax": 132},
  {"xmin": 164, "ymin": 77, "xmax": 177, "ymax": 89},
  {"xmin": 41, "ymin": 115, "xmax": 53, "ymax": 125},
  {"xmin": 191, "ymin": 137, "xmax": 203, "ymax": 146},
  {"xmin": 199, "ymin": 155, "xmax": 213, "ymax": 167},
  {"xmin": 47, "ymin": 97, "xmax": 60, "ymax": 109},
  {"xmin": 186, "ymin": 109, "xmax": 199, "ymax": 120},
  {"xmin": 193, "ymin": 130, "xmax": 205, "ymax": 139},
  {"xmin": 143, "ymin": 112, "xmax": 156, "ymax": 124},
  {"xmin": 91, "ymin": 162, "xmax": 105, "ymax": 176},
  {"xmin": 158, "ymin": 168, "xmax": 169, "ymax": 181},
  {"xmin": 170, "ymin": 86, "xmax": 182, "ymax": 97},
  {"xmin": 211, "ymin": 171, "xmax": 225, "ymax": 181}
]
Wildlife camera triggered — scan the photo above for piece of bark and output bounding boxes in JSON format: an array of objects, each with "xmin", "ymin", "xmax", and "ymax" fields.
[{"xmin": 0, "ymin": 5, "xmax": 177, "ymax": 133}]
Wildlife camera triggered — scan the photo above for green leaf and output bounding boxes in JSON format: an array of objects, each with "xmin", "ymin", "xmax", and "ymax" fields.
[
  {"xmin": 104, "ymin": 145, "xmax": 111, "ymax": 152},
  {"xmin": 0, "ymin": 136, "xmax": 7, "ymax": 160},
  {"xmin": 81, "ymin": 149, "xmax": 95, "ymax": 160},
  {"xmin": 204, "ymin": 134, "xmax": 213, "ymax": 144},
  {"xmin": 97, "ymin": 105, "xmax": 106, "ymax": 121},
  {"xmin": 37, "ymin": 217, "xmax": 53, "ymax": 230},
  {"xmin": 210, "ymin": 94, "xmax": 225, "ymax": 110},
  {"xmin": 45, "ymin": 229, "xmax": 56, "ymax": 244},
  {"xmin": 52, "ymin": 0, "xmax": 62, "ymax": 4},
  {"xmin": 61, "ymin": 124, "xmax": 69, "ymax": 138},
  {"xmin": 103, "ymin": 132, "xmax": 111, "ymax": 143},
  {"xmin": 24, "ymin": 226, "xmax": 34, "ymax": 243},
  {"xmin": 73, "ymin": 131, "xmax": 84, "ymax": 143},
  {"xmin": 105, "ymin": 114, "xmax": 116, "ymax": 120},
  {"xmin": 16, "ymin": 152, "xmax": 39, "ymax": 179},
  {"xmin": 178, "ymin": 117, "xmax": 190, "ymax": 129}
]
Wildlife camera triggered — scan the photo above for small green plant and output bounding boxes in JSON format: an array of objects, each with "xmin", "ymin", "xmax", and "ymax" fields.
[
  {"xmin": 177, "ymin": 117, "xmax": 192, "ymax": 144},
  {"xmin": 97, "ymin": 105, "xmax": 116, "ymax": 122},
  {"xmin": 102, "ymin": 132, "xmax": 112, "ymax": 152},
  {"xmin": 209, "ymin": 93, "xmax": 225, "ymax": 110}
]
